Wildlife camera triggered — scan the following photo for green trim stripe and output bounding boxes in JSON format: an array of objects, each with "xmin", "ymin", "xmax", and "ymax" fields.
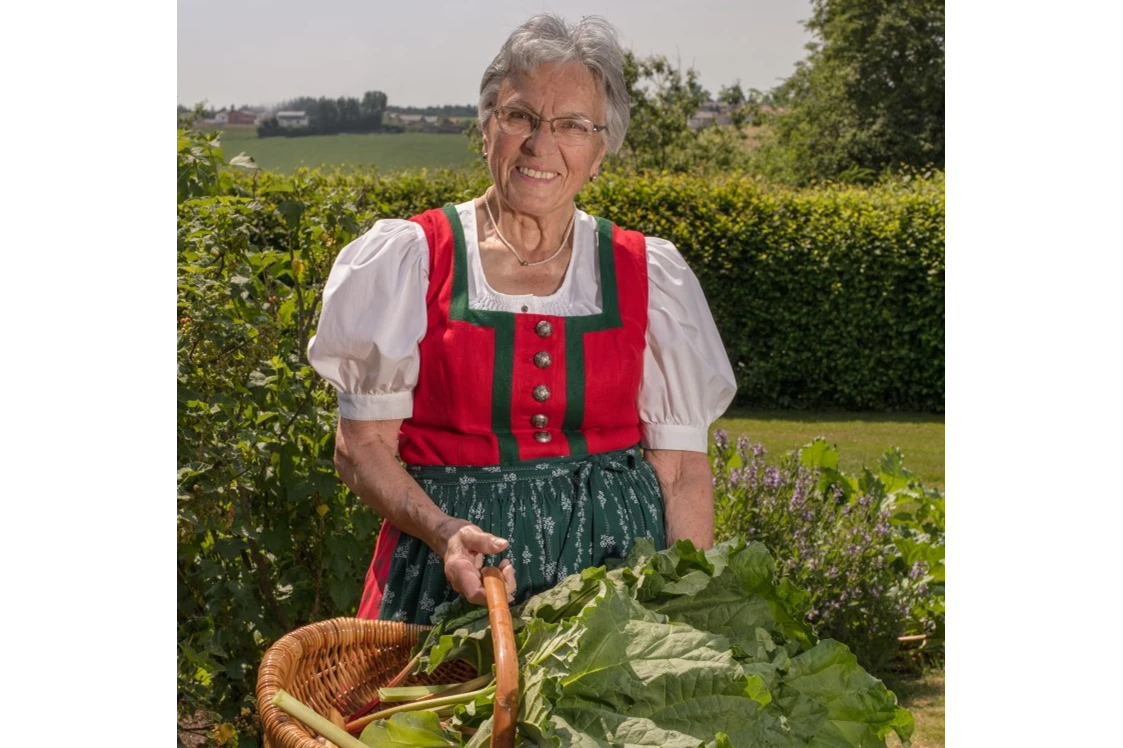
[
  {"xmin": 561, "ymin": 329, "xmax": 587, "ymax": 456},
  {"xmin": 444, "ymin": 205, "xmax": 520, "ymax": 463},
  {"xmin": 561, "ymin": 217, "xmax": 623, "ymax": 458}
]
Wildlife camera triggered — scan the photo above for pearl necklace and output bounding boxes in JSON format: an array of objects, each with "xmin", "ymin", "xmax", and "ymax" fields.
[{"xmin": 483, "ymin": 192, "xmax": 575, "ymax": 267}]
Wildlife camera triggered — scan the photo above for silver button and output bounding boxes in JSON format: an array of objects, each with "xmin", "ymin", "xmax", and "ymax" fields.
[
  {"xmin": 531, "ymin": 414, "xmax": 548, "ymax": 428},
  {"xmin": 535, "ymin": 320, "xmax": 553, "ymax": 337},
  {"xmin": 534, "ymin": 430, "xmax": 552, "ymax": 443},
  {"xmin": 534, "ymin": 351, "xmax": 552, "ymax": 368},
  {"xmin": 533, "ymin": 385, "xmax": 550, "ymax": 402}
]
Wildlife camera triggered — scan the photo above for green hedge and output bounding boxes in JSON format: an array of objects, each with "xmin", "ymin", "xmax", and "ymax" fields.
[{"xmin": 581, "ymin": 173, "xmax": 945, "ymax": 410}]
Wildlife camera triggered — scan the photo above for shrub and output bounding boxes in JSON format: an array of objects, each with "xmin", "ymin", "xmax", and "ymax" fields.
[
  {"xmin": 581, "ymin": 171, "xmax": 945, "ymax": 411},
  {"xmin": 177, "ymin": 130, "xmax": 382, "ymax": 744},
  {"xmin": 711, "ymin": 430, "xmax": 944, "ymax": 674}
]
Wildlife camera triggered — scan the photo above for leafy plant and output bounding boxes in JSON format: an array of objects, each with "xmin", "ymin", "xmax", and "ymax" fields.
[
  {"xmin": 711, "ymin": 431, "xmax": 944, "ymax": 673},
  {"xmin": 342, "ymin": 539, "xmax": 913, "ymax": 746}
]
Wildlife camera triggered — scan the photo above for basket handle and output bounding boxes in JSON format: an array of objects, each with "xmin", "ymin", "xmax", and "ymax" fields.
[{"xmin": 481, "ymin": 566, "xmax": 518, "ymax": 748}]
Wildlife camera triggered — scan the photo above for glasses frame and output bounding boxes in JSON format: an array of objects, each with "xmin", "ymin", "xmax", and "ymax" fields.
[{"xmin": 493, "ymin": 106, "xmax": 607, "ymax": 144}]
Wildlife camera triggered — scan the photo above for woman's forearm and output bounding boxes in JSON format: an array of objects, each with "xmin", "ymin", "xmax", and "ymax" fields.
[
  {"xmin": 334, "ymin": 418, "xmax": 462, "ymax": 557},
  {"xmin": 334, "ymin": 417, "xmax": 516, "ymax": 606},
  {"xmin": 644, "ymin": 449, "xmax": 715, "ymax": 549}
]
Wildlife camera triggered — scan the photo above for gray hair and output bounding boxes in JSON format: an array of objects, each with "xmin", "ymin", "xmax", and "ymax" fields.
[{"xmin": 478, "ymin": 14, "xmax": 630, "ymax": 154}]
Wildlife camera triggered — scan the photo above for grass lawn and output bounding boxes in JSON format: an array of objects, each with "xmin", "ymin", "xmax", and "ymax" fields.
[
  {"xmin": 713, "ymin": 409, "xmax": 945, "ymax": 491},
  {"xmin": 885, "ymin": 670, "xmax": 945, "ymax": 748},
  {"xmin": 215, "ymin": 126, "xmax": 478, "ymax": 173}
]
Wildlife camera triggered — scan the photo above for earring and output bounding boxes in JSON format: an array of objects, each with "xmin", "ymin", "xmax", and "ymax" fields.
[{"xmin": 589, "ymin": 173, "xmax": 599, "ymax": 182}]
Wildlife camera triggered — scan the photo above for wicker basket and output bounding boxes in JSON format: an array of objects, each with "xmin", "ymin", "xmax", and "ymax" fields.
[
  {"xmin": 257, "ymin": 569, "xmax": 517, "ymax": 748},
  {"xmin": 256, "ymin": 617, "xmax": 478, "ymax": 748}
]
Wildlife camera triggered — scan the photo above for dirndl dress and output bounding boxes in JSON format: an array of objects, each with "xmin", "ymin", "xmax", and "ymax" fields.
[{"xmin": 308, "ymin": 201, "xmax": 737, "ymax": 625}]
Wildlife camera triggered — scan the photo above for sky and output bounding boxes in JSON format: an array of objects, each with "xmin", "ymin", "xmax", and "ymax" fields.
[{"xmin": 177, "ymin": 0, "xmax": 814, "ymax": 110}]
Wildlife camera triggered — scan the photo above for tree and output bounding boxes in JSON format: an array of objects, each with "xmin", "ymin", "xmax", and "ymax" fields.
[
  {"xmin": 718, "ymin": 83, "xmax": 749, "ymax": 128},
  {"xmin": 360, "ymin": 90, "xmax": 387, "ymax": 117},
  {"xmin": 314, "ymin": 97, "xmax": 340, "ymax": 128},
  {"xmin": 619, "ymin": 53, "xmax": 708, "ymax": 172},
  {"xmin": 261, "ymin": 91, "xmax": 388, "ymax": 137},
  {"xmin": 338, "ymin": 96, "xmax": 361, "ymax": 123},
  {"xmin": 755, "ymin": 0, "xmax": 944, "ymax": 184},
  {"xmin": 616, "ymin": 53, "xmax": 733, "ymax": 173},
  {"xmin": 358, "ymin": 90, "xmax": 386, "ymax": 130},
  {"xmin": 279, "ymin": 96, "xmax": 318, "ymax": 113},
  {"xmin": 613, "ymin": 53, "xmax": 757, "ymax": 174}
]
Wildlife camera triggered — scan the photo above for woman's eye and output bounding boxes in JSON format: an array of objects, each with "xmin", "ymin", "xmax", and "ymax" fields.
[
  {"xmin": 559, "ymin": 119, "xmax": 588, "ymax": 132},
  {"xmin": 509, "ymin": 111, "xmax": 534, "ymax": 123}
]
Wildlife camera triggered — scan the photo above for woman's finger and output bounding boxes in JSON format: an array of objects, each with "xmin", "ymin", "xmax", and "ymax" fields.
[
  {"xmin": 465, "ymin": 528, "xmax": 510, "ymax": 554},
  {"xmin": 445, "ymin": 556, "xmax": 487, "ymax": 605},
  {"xmin": 499, "ymin": 558, "xmax": 517, "ymax": 602}
]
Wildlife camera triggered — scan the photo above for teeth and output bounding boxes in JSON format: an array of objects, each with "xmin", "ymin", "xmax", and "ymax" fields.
[{"xmin": 518, "ymin": 166, "xmax": 558, "ymax": 179}]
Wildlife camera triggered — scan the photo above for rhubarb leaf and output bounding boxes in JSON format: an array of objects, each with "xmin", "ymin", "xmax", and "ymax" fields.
[{"xmin": 359, "ymin": 710, "xmax": 458, "ymax": 747}]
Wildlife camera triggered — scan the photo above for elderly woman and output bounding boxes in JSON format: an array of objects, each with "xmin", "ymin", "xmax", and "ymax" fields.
[{"xmin": 308, "ymin": 13, "xmax": 736, "ymax": 625}]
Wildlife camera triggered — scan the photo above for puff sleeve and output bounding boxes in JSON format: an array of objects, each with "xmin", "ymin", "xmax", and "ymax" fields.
[
  {"xmin": 307, "ymin": 219, "xmax": 430, "ymax": 420},
  {"xmin": 639, "ymin": 237, "xmax": 738, "ymax": 452}
]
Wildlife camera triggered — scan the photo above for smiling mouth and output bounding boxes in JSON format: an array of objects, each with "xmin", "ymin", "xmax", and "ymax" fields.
[{"xmin": 517, "ymin": 166, "xmax": 559, "ymax": 180}]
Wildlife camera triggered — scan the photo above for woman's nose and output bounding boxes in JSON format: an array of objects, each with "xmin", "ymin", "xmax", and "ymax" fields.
[{"xmin": 523, "ymin": 122, "xmax": 560, "ymax": 155}]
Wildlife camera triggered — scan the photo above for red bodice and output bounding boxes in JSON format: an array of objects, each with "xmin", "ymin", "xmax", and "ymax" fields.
[{"xmin": 399, "ymin": 205, "xmax": 650, "ymax": 466}]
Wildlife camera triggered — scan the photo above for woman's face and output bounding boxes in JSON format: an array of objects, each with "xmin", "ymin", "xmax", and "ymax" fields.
[{"xmin": 483, "ymin": 61, "xmax": 608, "ymax": 223}]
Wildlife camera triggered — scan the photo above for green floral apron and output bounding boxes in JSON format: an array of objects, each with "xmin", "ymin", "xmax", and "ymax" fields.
[{"xmin": 378, "ymin": 446, "xmax": 666, "ymax": 624}]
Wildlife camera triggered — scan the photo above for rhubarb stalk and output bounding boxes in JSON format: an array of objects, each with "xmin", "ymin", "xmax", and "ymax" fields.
[{"xmin": 271, "ymin": 689, "xmax": 368, "ymax": 748}]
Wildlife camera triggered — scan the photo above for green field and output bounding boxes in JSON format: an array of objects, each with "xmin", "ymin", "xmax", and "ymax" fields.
[
  {"xmin": 216, "ymin": 126, "xmax": 478, "ymax": 173},
  {"xmin": 713, "ymin": 410, "xmax": 945, "ymax": 491}
]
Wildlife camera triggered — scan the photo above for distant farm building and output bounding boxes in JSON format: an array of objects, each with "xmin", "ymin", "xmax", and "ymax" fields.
[
  {"xmin": 199, "ymin": 108, "xmax": 260, "ymax": 126},
  {"xmin": 225, "ymin": 110, "xmax": 257, "ymax": 125},
  {"xmin": 276, "ymin": 111, "xmax": 310, "ymax": 128},
  {"xmin": 389, "ymin": 114, "xmax": 440, "ymax": 125}
]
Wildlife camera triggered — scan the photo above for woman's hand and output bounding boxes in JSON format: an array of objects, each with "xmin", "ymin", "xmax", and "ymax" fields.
[{"xmin": 440, "ymin": 518, "xmax": 518, "ymax": 606}]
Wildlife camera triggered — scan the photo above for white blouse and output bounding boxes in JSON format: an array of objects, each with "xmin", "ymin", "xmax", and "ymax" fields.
[{"xmin": 307, "ymin": 201, "xmax": 737, "ymax": 453}]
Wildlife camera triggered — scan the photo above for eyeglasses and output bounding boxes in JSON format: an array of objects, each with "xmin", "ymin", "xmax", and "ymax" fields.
[{"xmin": 493, "ymin": 106, "xmax": 607, "ymax": 146}]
